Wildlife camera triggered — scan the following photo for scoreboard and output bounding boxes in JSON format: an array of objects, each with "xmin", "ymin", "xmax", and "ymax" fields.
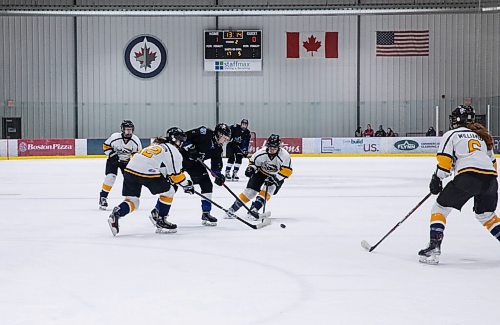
[{"xmin": 204, "ymin": 30, "xmax": 262, "ymax": 71}]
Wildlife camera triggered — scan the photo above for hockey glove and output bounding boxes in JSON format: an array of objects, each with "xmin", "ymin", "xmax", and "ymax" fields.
[
  {"xmin": 185, "ymin": 145, "xmax": 200, "ymax": 161},
  {"xmin": 245, "ymin": 166, "xmax": 256, "ymax": 178},
  {"xmin": 108, "ymin": 152, "xmax": 119, "ymax": 162},
  {"xmin": 182, "ymin": 180, "xmax": 195, "ymax": 195},
  {"xmin": 429, "ymin": 174, "xmax": 442, "ymax": 195},
  {"xmin": 214, "ymin": 173, "xmax": 225, "ymax": 186},
  {"xmin": 264, "ymin": 176, "xmax": 280, "ymax": 187}
]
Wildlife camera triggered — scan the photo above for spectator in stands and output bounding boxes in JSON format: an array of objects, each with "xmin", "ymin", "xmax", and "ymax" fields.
[
  {"xmin": 386, "ymin": 128, "xmax": 396, "ymax": 137},
  {"xmin": 355, "ymin": 126, "xmax": 363, "ymax": 137},
  {"xmin": 426, "ymin": 126, "xmax": 436, "ymax": 136},
  {"xmin": 363, "ymin": 124, "xmax": 374, "ymax": 137},
  {"xmin": 374, "ymin": 125, "xmax": 387, "ymax": 137}
]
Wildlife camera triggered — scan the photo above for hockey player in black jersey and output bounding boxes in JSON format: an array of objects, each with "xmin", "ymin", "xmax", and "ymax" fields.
[
  {"xmin": 419, "ymin": 105, "xmax": 500, "ymax": 264},
  {"xmin": 99, "ymin": 120, "xmax": 142, "ymax": 210},
  {"xmin": 180, "ymin": 123, "xmax": 231, "ymax": 226},
  {"xmin": 225, "ymin": 119, "xmax": 252, "ymax": 181}
]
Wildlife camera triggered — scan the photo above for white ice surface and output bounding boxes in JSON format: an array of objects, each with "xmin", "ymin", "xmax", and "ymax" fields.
[{"xmin": 0, "ymin": 157, "xmax": 499, "ymax": 325}]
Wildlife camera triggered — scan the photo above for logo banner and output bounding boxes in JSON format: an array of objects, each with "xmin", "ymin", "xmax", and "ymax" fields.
[
  {"xmin": 249, "ymin": 138, "xmax": 302, "ymax": 154},
  {"xmin": 18, "ymin": 139, "xmax": 75, "ymax": 156}
]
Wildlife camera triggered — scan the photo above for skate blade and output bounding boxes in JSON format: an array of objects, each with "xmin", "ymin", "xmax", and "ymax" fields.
[
  {"xmin": 108, "ymin": 220, "xmax": 118, "ymax": 236},
  {"xmin": 99, "ymin": 206, "xmax": 108, "ymax": 211},
  {"xmin": 155, "ymin": 228, "xmax": 177, "ymax": 234},
  {"xmin": 202, "ymin": 220, "xmax": 217, "ymax": 226},
  {"xmin": 419, "ymin": 255, "xmax": 440, "ymax": 265},
  {"xmin": 255, "ymin": 217, "xmax": 272, "ymax": 229}
]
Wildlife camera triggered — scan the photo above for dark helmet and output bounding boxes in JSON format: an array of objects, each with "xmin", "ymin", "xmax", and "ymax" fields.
[
  {"xmin": 266, "ymin": 134, "xmax": 281, "ymax": 148},
  {"xmin": 214, "ymin": 123, "xmax": 231, "ymax": 139},
  {"xmin": 450, "ymin": 105, "xmax": 475, "ymax": 129},
  {"xmin": 241, "ymin": 119, "xmax": 249, "ymax": 125},
  {"xmin": 121, "ymin": 120, "xmax": 135, "ymax": 138},
  {"xmin": 166, "ymin": 127, "xmax": 187, "ymax": 147}
]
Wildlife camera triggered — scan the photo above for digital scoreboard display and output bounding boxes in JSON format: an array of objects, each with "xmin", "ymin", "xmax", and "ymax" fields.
[{"xmin": 204, "ymin": 30, "xmax": 262, "ymax": 60}]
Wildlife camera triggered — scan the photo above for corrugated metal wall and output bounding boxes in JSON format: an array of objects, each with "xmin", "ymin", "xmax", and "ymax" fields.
[
  {"xmin": 1, "ymin": 10, "xmax": 499, "ymax": 138},
  {"xmin": 218, "ymin": 16, "xmax": 357, "ymax": 138},
  {"xmin": 0, "ymin": 16, "xmax": 75, "ymax": 138},
  {"xmin": 360, "ymin": 13, "xmax": 500, "ymax": 136},
  {"xmin": 77, "ymin": 16, "xmax": 216, "ymax": 138}
]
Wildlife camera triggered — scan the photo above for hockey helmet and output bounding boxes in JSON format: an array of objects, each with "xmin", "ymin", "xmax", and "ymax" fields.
[
  {"xmin": 166, "ymin": 127, "xmax": 187, "ymax": 147},
  {"xmin": 266, "ymin": 134, "xmax": 281, "ymax": 148},
  {"xmin": 214, "ymin": 123, "xmax": 231, "ymax": 145},
  {"xmin": 450, "ymin": 105, "xmax": 475, "ymax": 129},
  {"xmin": 121, "ymin": 120, "xmax": 135, "ymax": 139}
]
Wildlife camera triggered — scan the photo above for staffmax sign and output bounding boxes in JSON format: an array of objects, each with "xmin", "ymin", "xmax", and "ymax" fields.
[{"xmin": 394, "ymin": 139, "xmax": 419, "ymax": 151}]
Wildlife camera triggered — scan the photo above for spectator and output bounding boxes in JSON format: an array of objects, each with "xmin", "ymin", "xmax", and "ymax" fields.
[
  {"xmin": 374, "ymin": 125, "xmax": 387, "ymax": 137},
  {"xmin": 355, "ymin": 126, "xmax": 363, "ymax": 137},
  {"xmin": 363, "ymin": 124, "xmax": 374, "ymax": 137},
  {"xmin": 426, "ymin": 126, "xmax": 436, "ymax": 136},
  {"xmin": 386, "ymin": 128, "xmax": 396, "ymax": 137}
]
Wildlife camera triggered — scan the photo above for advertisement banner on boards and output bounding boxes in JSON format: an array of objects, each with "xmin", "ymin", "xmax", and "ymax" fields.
[
  {"xmin": 321, "ymin": 137, "xmax": 381, "ymax": 154},
  {"xmin": 18, "ymin": 139, "xmax": 75, "ymax": 156},
  {"xmin": 250, "ymin": 138, "xmax": 303, "ymax": 154},
  {"xmin": 390, "ymin": 137, "xmax": 441, "ymax": 153}
]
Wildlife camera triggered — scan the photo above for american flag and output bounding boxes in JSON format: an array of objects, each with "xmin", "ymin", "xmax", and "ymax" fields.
[{"xmin": 376, "ymin": 30, "xmax": 429, "ymax": 57}]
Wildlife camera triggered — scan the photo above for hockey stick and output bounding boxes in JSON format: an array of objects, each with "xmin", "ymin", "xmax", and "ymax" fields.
[
  {"xmin": 361, "ymin": 193, "xmax": 432, "ymax": 252},
  {"xmin": 191, "ymin": 190, "xmax": 271, "ymax": 230},
  {"xmin": 198, "ymin": 160, "xmax": 270, "ymax": 218},
  {"xmin": 263, "ymin": 184, "xmax": 269, "ymax": 214}
]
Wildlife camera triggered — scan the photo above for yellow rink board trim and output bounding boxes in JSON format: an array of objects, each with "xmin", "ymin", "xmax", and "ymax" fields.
[{"xmin": 3, "ymin": 154, "xmax": 500, "ymax": 160}]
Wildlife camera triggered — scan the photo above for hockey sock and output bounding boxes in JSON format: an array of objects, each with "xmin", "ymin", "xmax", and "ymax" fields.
[
  {"xmin": 116, "ymin": 201, "xmax": 131, "ymax": 217},
  {"xmin": 477, "ymin": 213, "xmax": 500, "ymax": 242},
  {"xmin": 233, "ymin": 164, "xmax": 241, "ymax": 173},
  {"xmin": 225, "ymin": 164, "xmax": 233, "ymax": 173},
  {"xmin": 429, "ymin": 213, "xmax": 446, "ymax": 240},
  {"xmin": 251, "ymin": 196, "xmax": 266, "ymax": 212},
  {"xmin": 201, "ymin": 193, "xmax": 212, "ymax": 212},
  {"xmin": 156, "ymin": 195, "xmax": 173, "ymax": 217},
  {"xmin": 230, "ymin": 200, "xmax": 244, "ymax": 212},
  {"xmin": 101, "ymin": 174, "xmax": 117, "ymax": 197}
]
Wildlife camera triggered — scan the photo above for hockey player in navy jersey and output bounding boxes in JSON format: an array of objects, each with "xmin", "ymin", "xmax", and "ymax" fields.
[
  {"xmin": 107, "ymin": 127, "xmax": 194, "ymax": 236},
  {"xmin": 419, "ymin": 105, "xmax": 500, "ymax": 264},
  {"xmin": 225, "ymin": 119, "xmax": 252, "ymax": 181},
  {"xmin": 180, "ymin": 123, "xmax": 231, "ymax": 226},
  {"xmin": 99, "ymin": 120, "xmax": 142, "ymax": 210},
  {"xmin": 225, "ymin": 134, "xmax": 293, "ymax": 220}
]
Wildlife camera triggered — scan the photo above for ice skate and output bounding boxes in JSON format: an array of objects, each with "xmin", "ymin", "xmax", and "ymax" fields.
[
  {"xmin": 225, "ymin": 208, "xmax": 237, "ymax": 219},
  {"xmin": 108, "ymin": 207, "xmax": 120, "ymax": 236},
  {"xmin": 201, "ymin": 212, "xmax": 217, "ymax": 226},
  {"xmin": 149, "ymin": 208, "xmax": 177, "ymax": 233},
  {"xmin": 225, "ymin": 170, "xmax": 232, "ymax": 182},
  {"xmin": 232, "ymin": 171, "xmax": 239, "ymax": 182},
  {"xmin": 99, "ymin": 197, "xmax": 108, "ymax": 210},
  {"xmin": 418, "ymin": 239, "xmax": 442, "ymax": 265}
]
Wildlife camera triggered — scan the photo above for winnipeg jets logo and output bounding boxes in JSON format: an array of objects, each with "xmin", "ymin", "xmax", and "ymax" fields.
[{"xmin": 124, "ymin": 35, "xmax": 167, "ymax": 79}]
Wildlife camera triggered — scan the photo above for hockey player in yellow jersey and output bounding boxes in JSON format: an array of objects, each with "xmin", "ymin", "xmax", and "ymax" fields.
[
  {"xmin": 419, "ymin": 105, "xmax": 500, "ymax": 264},
  {"xmin": 225, "ymin": 134, "xmax": 293, "ymax": 220},
  {"xmin": 99, "ymin": 120, "xmax": 142, "ymax": 210},
  {"xmin": 107, "ymin": 127, "xmax": 194, "ymax": 236}
]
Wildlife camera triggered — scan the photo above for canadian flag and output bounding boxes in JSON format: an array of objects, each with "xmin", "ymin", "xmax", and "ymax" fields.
[{"xmin": 286, "ymin": 32, "xmax": 338, "ymax": 58}]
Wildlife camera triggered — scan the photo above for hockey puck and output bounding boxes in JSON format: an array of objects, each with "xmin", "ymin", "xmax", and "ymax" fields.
[{"xmin": 280, "ymin": 223, "xmax": 286, "ymax": 228}]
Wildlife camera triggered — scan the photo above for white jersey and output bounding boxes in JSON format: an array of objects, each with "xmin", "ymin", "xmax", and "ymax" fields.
[
  {"xmin": 103, "ymin": 132, "xmax": 142, "ymax": 162},
  {"xmin": 436, "ymin": 126, "xmax": 497, "ymax": 179},
  {"xmin": 250, "ymin": 147, "xmax": 293, "ymax": 181},
  {"xmin": 125, "ymin": 143, "xmax": 188, "ymax": 185}
]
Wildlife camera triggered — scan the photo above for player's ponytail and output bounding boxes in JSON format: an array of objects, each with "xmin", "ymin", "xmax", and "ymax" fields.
[
  {"xmin": 153, "ymin": 137, "xmax": 168, "ymax": 145},
  {"xmin": 467, "ymin": 122, "xmax": 493, "ymax": 150}
]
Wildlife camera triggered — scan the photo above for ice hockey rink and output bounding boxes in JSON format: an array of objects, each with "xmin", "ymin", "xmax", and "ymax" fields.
[{"xmin": 1, "ymin": 156, "xmax": 499, "ymax": 325}]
